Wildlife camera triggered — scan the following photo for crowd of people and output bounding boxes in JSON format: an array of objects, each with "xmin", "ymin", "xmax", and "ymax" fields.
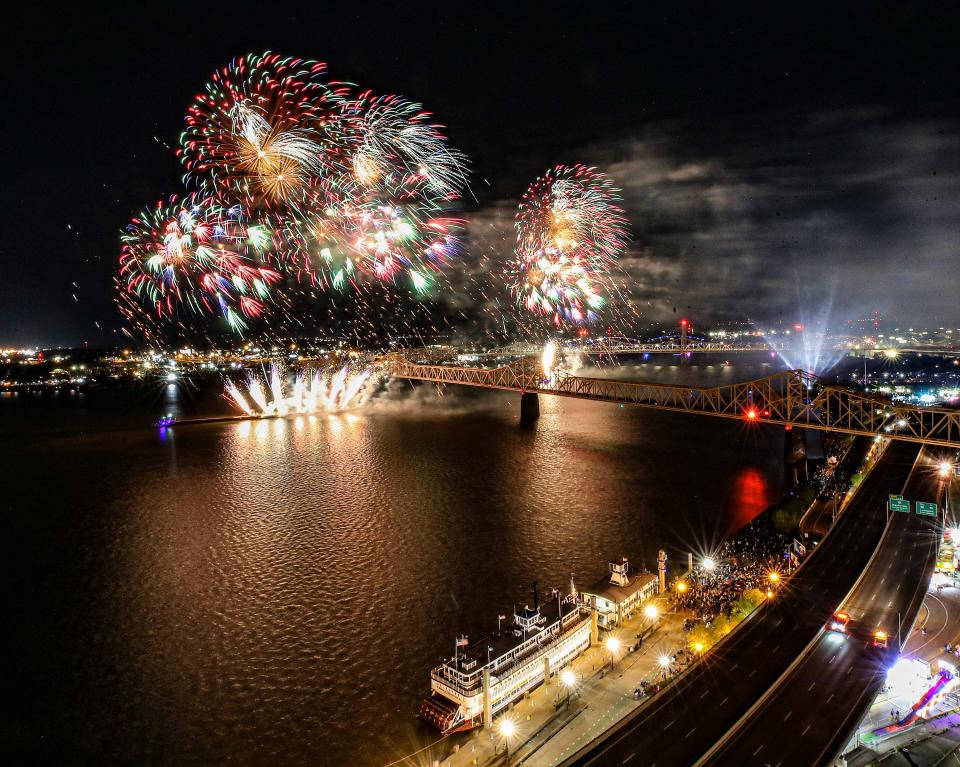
[{"xmin": 671, "ymin": 522, "xmax": 797, "ymax": 625}]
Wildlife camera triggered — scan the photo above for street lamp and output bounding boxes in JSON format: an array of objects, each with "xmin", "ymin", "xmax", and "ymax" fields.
[
  {"xmin": 658, "ymin": 654, "xmax": 671, "ymax": 677},
  {"xmin": 644, "ymin": 603, "xmax": 659, "ymax": 623},
  {"xmin": 675, "ymin": 580, "xmax": 688, "ymax": 593},
  {"xmin": 703, "ymin": 557, "xmax": 716, "ymax": 572},
  {"xmin": 940, "ymin": 462, "xmax": 954, "ymax": 480},
  {"xmin": 498, "ymin": 717, "xmax": 516, "ymax": 758},
  {"xmin": 605, "ymin": 636, "xmax": 621, "ymax": 655},
  {"xmin": 768, "ymin": 571, "xmax": 780, "ymax": 584},
  {"xmin": 561, "ymin": 669, "xmax": 576, "ymax": 707}
]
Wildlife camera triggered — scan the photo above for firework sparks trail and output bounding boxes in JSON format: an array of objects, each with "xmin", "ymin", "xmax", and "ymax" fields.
[{"xmin": 227, "ymin": 363, "xmax": 374, "ymax": 417}]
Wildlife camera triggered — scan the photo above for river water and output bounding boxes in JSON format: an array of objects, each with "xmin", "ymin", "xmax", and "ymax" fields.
[{"xmin": 6, "ymin": 355, "xmax": 795, "ymax": 766}]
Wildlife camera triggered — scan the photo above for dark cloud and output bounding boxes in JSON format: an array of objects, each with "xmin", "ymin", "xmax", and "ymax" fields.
[{"xmin": 456, "ymin": 108, "xmax": 960, "ymax": 335}]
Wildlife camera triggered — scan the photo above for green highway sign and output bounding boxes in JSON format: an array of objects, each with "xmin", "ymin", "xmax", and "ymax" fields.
[
  {"xmin": 888, "ymin": 497, "xmax": 911, "ymax": 513},
  {"xmin": 916, "ymin": 501, "xmax": 938, "ymax": 517}
]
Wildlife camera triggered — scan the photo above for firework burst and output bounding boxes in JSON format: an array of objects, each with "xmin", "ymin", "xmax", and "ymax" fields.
[
  {"xmin": 509, "ymin": 164, "xmax": 629, "ymax": 325},
  {"xmin": 117, "ymin": 195, "xmax": 280, "ymax": 334},
  {"xmin": 179, "ymin": 52, "xmax": 346, "ymax": 210},
  {"xmin": 276, "ymin": 91, "xmax": 468, "ymax": 293}
]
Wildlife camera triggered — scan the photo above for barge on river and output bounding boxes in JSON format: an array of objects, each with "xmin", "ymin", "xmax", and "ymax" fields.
[{"xmin": 418, "ymin": 585, "xmax": 592, "ymax": 734}]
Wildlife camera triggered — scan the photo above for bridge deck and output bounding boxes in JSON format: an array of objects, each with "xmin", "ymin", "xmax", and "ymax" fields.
[{"xmin": 383, "ymin": 358, "xmax": 960, "ymax": 448}]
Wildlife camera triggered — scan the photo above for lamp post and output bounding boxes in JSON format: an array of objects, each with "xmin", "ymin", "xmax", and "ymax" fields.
[
  {"xmin": 498, "ymin": 718, "xmax": 516, "ymax": 759},
  {"xmin": 561, "ymin": 669, "xmax": 576, "ymax": 708},
  {"xmin": 605, "ymin": 635, "xmax": 621, "ymax": 670},
  {"xmin": 658, "ymin": 654, "xmax": 671, "ymax": 679},
  {"xmin": 643, "ymin": 602, "xmax": 659, "ymax": 634}
]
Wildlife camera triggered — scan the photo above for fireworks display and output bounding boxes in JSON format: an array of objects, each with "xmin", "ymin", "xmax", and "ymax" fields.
[
  {"xmin": 226, "ymin": 363, "xmax": 373, "ymax": 416},
  {"xmin": 179, "ymin": 52, "xmax": 344, "ymax": 210},
  {"xmin": 508, "ymin": 164, "xmax": 629, "ymax": 326},
  {"xmin": 281, "ymin": 90, "xmax": 466, "ymax": 293},
  {"xmin": 120, "ymin": 51, "xmax": 475, "ymax": 340},
  {"xmin": 117, "ymin": 50, "xmax": 634, "ymax": 350},
  {"xmin": 117, "ymin": 195, "xmax": 281, "ymax": 336}
]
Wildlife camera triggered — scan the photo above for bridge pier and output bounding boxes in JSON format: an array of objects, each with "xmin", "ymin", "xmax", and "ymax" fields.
[
  {"xmin": 520, "ymin": 392, "xmax": 540, "ymax": 424},
  {"xmin": 784, "ymin": 426, "xmax": 808, "ymax": 485}
]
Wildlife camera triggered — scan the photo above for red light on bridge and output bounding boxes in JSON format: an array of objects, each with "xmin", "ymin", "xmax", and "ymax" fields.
[
  {"xmin": 680, "ymin": 319, "xmax": 689, "ymax": 327},
  {"xmin": 745, "ymin": 408, "xmax": 758, "ymax": 421}
]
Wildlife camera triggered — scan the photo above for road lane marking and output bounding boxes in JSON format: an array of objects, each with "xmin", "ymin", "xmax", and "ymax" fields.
[
  {"xmin": 803, "ymin": 724, "xmax": 811, "ymax": 735},
  {"xmin": 753, "ymin": 745, "xmax": 764, "ymax": 756},
  {"xmin": 622, "ymin": 754, "xmax": 635, "ymax": 764},
  {"xmin": 807, "ymin": 682, "xmax": 816, "ymax": 691},
  {"xmin": 784, "ymin": 711, "xmax": 792, "ymax": 722}
]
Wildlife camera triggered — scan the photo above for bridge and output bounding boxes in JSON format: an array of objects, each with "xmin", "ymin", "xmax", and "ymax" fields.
[
  {"xmin": 382, "ymin": 356, "xmax": 960, "ymax": 448},
  {"xmin": 466, "ymin": 334, "xmax": 777, "ymax": 359}
]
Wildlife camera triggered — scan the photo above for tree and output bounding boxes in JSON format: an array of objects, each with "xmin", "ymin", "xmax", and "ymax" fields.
[
  {"xmin": 688, "ymin": 623, "xmax": 713, "ymax": 655},
  {"xmin": 709, "ymin": 614, "xmax": 733, "ymax": 643}
]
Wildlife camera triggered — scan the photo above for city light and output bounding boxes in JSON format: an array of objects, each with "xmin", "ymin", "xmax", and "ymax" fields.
[
  {"xmin": 675, "ymin": 581, "xmax": 688, "ymax": 593},
  {"xmin": 766, "ymin": 589, "xmax": 774, "ymax": 599},
  {"xmin": 693, "ymin": 641, "xmax": 704, "ymax": 653},
  {"xmin": 644, "ymin": 604, "xmax": 659, "ymax": 620},
  {"xmin": 658, "ymin": 655, "xmax": 671, "ymax": 668},
  {"xmin": 745, "ymin": 408, "xmax": 758, "ymax": 420},
  {"xmin": 940, "ymin": 462, "xmax": 954, "ymax": 479},
  {"xmin": 561, "ymin": 669, "xmax": 576, "ymax": 687},
  {"xmin": 703, "ymin": 557, "xmax": 717, "ymax": 572},
  {"xmin": 498, "ymin": 716, "xmax": 517, "ymax": 756},
  {"xmin": 768, "ymin": 571, "xmax": 780, "ymax": 583},
  {"xmin": 605, "ymin": 636, "xmax": 621, "ymax": 654}
]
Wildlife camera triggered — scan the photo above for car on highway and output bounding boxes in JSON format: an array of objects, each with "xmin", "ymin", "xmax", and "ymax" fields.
[{"xmin": 828, "ymin": 611, "xmax": 850, "ymax": 633}]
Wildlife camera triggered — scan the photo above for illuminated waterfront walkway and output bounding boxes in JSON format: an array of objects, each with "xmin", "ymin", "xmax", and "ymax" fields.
[{"xmin": 436, "ymin": 603, "xmax": 689, "ymax": 767}]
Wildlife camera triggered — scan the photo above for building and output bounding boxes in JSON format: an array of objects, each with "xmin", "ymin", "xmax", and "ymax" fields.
[{"xmin": 580, "ymin": 557, "xmax": 658, "ymax": 629}]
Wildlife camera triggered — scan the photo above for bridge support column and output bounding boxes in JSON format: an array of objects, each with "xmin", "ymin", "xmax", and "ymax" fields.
[
  {"xmin": 784, "ymin": 426, "xmax": 807, "ymax": 486},
  {"xmin": 482, "ymin": 667, "xmax": 492, "ymax": 729},
  {"xmin": 520, "ymin": 392, "xmax": 540, "ymax": 424}
]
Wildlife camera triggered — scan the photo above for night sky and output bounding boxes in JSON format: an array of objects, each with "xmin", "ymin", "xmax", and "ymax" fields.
[{"xmin": 4, "ymin": 4, "xmax": 959, "ymax": 346}]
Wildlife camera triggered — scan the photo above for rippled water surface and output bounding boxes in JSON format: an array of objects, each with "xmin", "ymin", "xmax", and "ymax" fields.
[{"xmin": 6, "ymin": 356, "xmax": 794, "ymax": 765}]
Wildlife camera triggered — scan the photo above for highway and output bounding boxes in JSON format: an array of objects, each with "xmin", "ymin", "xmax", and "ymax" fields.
[
  {"xmin": 560, "ymin": 440, "xmax": 923, "ymax": 767},
  {"xmin": 799, "ymin": 436, "xmax": 874, "ymax": 538},
  {"xmin": 702, "ymin": 449, "xmax": 943, "ymax": 767}
]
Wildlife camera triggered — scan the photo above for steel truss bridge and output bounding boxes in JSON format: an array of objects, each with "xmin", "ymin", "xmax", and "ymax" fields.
[
  {"xmin": 382, "ymin": 356, "xmax": 960, "ymax": 448},
  {"xmin": 472, "ymin": 335, "xmax": 776, "ymax": 358}
]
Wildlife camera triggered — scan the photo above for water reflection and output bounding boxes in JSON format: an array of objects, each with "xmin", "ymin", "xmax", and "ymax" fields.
[{"xmin": 9, "ymin": 370, "xmax": 789, "ymax": 766}]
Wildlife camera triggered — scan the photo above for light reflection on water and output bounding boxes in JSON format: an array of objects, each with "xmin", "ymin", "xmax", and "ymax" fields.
[{"xmin": 7, "ymin": 358, "xmax": 790, "ymax": 766}]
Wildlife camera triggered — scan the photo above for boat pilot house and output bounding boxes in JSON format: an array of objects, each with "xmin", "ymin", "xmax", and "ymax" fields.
[{"xmin": 580, "ymin": 557, "xmax": 657, "ymax": 629}]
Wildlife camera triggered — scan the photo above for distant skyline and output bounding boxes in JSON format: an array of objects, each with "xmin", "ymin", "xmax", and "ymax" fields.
[{"xmin": 4, "ymin": 5, "xmax": 959, "ymax": 346}]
